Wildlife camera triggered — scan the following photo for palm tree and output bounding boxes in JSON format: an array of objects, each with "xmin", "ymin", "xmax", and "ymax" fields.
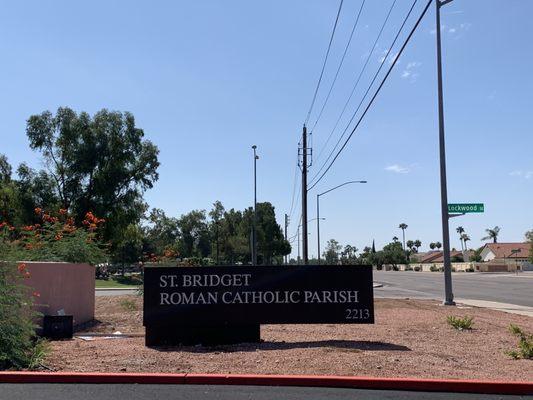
[
  {"xmin": 398, "ymin": 223, "xmax": 408, "ymax": 251},
  {"xmin": 435, "ymin": 241, "xmax": 442, "ymax": 250},
  {"xmin": 414, "ymin": 240, "xmax": 422, "ymax": 252},
  {"xmin": 456, "ymin": 226, "xmax": 465, "ymax": 251},
  {"xmin": 429, "ymin": 242, "xmax": 436, "ymax": 250},
  {"xmin": 461, "ymin": 233, "xmax": 470, "ymax": 251},
  {"xmin": 482, "ymin": 226, "xmax": 500, "ymax": 243},
  {"xmin": 392, "ymin": 236, "xmax": 399, "ymax": 243}
]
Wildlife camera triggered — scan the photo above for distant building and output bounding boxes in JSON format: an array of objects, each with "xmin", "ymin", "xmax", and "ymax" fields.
[
  {"xmin": 418, "ymin": 250, "xmax": 473, "ymax": 264},
  {"xmin": 479, "ymin": 243, "xmax": 530, "ymax": 264}
]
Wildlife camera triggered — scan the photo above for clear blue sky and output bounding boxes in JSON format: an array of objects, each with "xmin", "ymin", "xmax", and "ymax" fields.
[{"xmin": 1, "ymin": 0, "xmax": 531, "ymax": 259}]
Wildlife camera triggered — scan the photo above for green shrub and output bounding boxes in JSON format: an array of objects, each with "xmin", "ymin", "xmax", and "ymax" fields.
[
  {"xmin": 430, "ymin": 265, "xmax": 438, "ymax": 272},
  {"xmin": 466, "ymin": 267, "xmax": 475, "ymax": 272},
  {"xmin": 506, "ymin": 324, "xmax": 533, "ymax": 359},
  {"xmin": 414, "ymin": 266, "xmax": 421, "ymax": 272},
  {"xmin": 405, "ymin": 266, "xmax": 413, "ymax": 271},
  {"xmin": 0, "ymin": 209, "xmax": 107, "ymax": 265},
  {"xmin": 447, "ymin": 315, "xmax": 474, "ymax": 331},
  {"xmin": 0, "ymin": 262, "xmax": 48, "ymax": 370},
  {"xmin": 119, "ymin": 298, "xmax": 137, "ymax": 312}
]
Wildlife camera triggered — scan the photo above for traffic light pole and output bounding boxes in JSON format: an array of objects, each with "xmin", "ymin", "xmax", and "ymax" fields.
[{"xmin": 436, "ymin": 0, "xmax": 455, "ymax": 306}]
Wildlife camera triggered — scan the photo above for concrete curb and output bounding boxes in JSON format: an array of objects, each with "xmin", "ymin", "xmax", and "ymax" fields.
[{"xmin": 0, "ymin": 372, "xmax": 531, "ymax": 395}]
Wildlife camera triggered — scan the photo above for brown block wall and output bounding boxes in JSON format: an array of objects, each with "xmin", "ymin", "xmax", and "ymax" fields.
[{"xmin": 22, "ymin": 262, "xmax": 95, "ymax": 328}]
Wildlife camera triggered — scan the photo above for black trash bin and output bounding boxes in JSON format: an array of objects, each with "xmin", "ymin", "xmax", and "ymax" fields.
[{"xmin": 42, "ymin": 315, "xmax": 73, "ymax": 339}]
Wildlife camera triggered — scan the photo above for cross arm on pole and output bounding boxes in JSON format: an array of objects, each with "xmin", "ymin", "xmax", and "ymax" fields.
[{"xmin": 439, "ymin": 0, "xmax": 454, "ymax": 7}]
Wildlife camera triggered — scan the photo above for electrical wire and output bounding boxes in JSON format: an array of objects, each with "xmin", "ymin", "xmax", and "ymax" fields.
[
  {"xmin": 308, "ymin": 0, "xmax": 433, "ymax": 191},
  {"xmin": 304, "ymin": 0, "xmax": 345, "ymax": 126},
  {"xmin": 313, "ymin": 0, "xmax": 397, "ymax": 168},
  {"xmin": 310, "ymin": 0, "xmax": 366, "ymax": 133}
]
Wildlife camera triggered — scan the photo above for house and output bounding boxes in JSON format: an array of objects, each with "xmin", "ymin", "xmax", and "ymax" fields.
[
  {"xmin": 479, "ymin": 243, "xmax": 530, "ymax": 264},
  {"xmin": 418, "ymin": 250, "xmax": 473, "ymax": 264}
]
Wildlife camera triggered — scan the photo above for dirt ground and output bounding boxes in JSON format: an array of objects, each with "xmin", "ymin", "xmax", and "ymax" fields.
[{"xmin": 45, "ymin": 295, "xmax": 533, "ymax": 381}]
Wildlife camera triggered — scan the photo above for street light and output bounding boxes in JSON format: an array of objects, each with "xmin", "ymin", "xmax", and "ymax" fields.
[
  {"xmin": 316, "ymin": 180, "xmax": 367, "ymax": 265},
  {"xmin": 252, "ymin": 145, "xmax": 259, "ymax": 266},
  {"xmin": 298, "ymin": 218, "xmax": 325, "ymax": 265}
]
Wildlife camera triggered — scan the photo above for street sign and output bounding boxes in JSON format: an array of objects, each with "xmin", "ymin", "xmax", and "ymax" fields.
[{"xmin": 448, "ymin": 203, "xmax": 484, "ymax": 213}]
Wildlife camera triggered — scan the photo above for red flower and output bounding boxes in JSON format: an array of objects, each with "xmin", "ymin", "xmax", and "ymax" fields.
[
  {"xmin": 32, "ymin": 291, "xmax": 40, "ymax": 298},
  {"xmin": 17, "ymin": 263, "xmax": 26, "ymax": 272},
  {"xmin": 34, "ymin": 207, "xmax": 42, "ymax": 215},
  {"xmin": 59, "ymin": 208, "xmax": 67, "ymax": 215}
]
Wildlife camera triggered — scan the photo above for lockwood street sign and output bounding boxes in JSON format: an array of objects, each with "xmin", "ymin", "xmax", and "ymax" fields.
[
  {"xmin": 448, "ymin": 203, "xmax": 484, "ymax": 213},
  {"xmin": 144, "ymin": 265, "xmax": 374, "ymax": 346}
]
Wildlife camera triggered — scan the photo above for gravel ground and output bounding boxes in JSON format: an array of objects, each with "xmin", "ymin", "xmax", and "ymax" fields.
[{"xmin": 45, "ymin": 296, "xmax": 533, "ymax": 381}]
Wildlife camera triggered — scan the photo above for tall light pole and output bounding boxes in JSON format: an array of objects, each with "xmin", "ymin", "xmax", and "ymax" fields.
[
  {"xmin": 316, "ymin": 180, "xmax": 367, "ymax": 265},
  {"xmin": 252, "ymin": 145, "xmax": 259, "ymax": 266},
  {"xmin": 436, "ymin": 0, "xmax": 455, "ymax": 305}
]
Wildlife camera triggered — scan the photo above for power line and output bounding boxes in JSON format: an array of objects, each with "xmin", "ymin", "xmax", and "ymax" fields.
[
  {"xmin": 309, "ymin": 0, "xmax": 432, "ymax": 191},
  {"xmin": 309, "ymin": 0, "xmax": 366, "ymax": 133},
  {"xmin": 313, "ymin": 0, "xmax": 397, "ymax": 168},
  {"xmin": 288, "ymin": 154, "xmax": 301, "ymax": 221},
  {"xmin": 304, "ymin": 0, "xmax": 344, "ymax": 126},
  {"xmin": 311, "ymin": 0, "xmax": 410, "ymax": 185}
]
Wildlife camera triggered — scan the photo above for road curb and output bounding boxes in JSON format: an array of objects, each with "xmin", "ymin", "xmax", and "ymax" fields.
[{"xmin": 0, "ymin": 372, "xmax": 531, "ymax": 395}]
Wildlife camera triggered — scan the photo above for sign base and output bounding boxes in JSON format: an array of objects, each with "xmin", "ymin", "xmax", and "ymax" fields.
[{"xmin": 145, "ymin": 324, "xmax": 261, "ymax": 346}]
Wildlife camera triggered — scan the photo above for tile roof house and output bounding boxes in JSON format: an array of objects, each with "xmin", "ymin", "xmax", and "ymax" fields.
[
  {"xmin": 480, "ymin": 243, "xmax": 531, "ymax": 263},
  {"xmin": 418, "ymin": 250, "xmax": 472, "ymax": 264}
]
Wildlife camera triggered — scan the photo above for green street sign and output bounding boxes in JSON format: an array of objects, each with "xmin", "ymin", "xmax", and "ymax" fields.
[{"xmin": 448, "ymin": 203, "xmax": 484, "ymax": 213}]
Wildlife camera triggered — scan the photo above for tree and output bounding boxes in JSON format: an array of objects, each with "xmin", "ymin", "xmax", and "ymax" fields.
[
  {"xmin": 254, "ymin": 202, "xmax": 290, "ymax": 265},
  {"xmin": 461, "ymin": 234, "xmax": 470, "ymax": 251},
  {"xmin": 456, "ymin": 226, "xmax": 465, "ymax": 252},
  {"xmin": 392, "ymin": 236, "xmax": 399, "ymax": 243},
  {"xmin": 209, "ymin": 201, "xmax": 225, "ymax": 263},
  {"xmin": 340, "ymin": 244, "xmax": 358, "ymax": 265},
  {"xmin": 382, "ymin": 241, "xmax": 408, "ymax": 267},
  {"xmin": 482, "ymin": 226, "xmax": 500, "ymax": 243},
  {"xmin": 25, "ymin": 107, "xmax": 160, "ymax": 255},
  {"xmin": 406, "ymin": 240, "xmax": 414, "ymax": 253},
  {"xmin": 429, "ymin": 242, "xmax": 436, "ymax": 250},
  {"xmin": 414, "ymin": 240, "xmax": 422, "ymax": 252},
  {"xmin": 398, "ymin": 223, "xmax": 408, "ymax": 251},
  {"xmin": 435, "ymin": 241, "xmax": 442, "ymax": 250},
  {"xmin": 525, "ymin": 230, "xmax": 533, "ymax": 263},
  {"xmin": 143, "ymin": 208, "xmax": 180, "ymax": 258},
  {"xmin": 177, "ymin": 210, "xmax": 210, "ymax": 259},
  {"xmin": 323, "ymin": 239, "xmax": 342, "ymax": 264}
]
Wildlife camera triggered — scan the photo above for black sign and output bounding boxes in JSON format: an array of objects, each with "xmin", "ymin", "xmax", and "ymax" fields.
[{"xmin": 144, "ymin": 265, "xmax": 374, "ymax": 327}]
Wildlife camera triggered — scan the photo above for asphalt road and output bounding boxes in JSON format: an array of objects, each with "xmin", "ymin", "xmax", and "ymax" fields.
[
  {"xmin": 374, "ymin": 271, "xmax": 533, "ymax": 307},
  {"xmin": 2, "ymin": 384, "xmax": 530, "ymax": 400}
]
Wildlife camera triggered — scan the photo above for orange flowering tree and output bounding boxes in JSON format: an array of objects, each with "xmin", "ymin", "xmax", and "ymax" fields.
[{"xmin": 0, "ymin": 208, "xmax": 108, "ymax": 264}]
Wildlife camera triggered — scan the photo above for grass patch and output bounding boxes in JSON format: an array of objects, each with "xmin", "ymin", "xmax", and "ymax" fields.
[
  {"xmin": 95, "ymin": 278, "xmax": 140, "ymax": 289},
  {"xmin": 506, "ymin": 324, "xmax": 533, "ymax": 359},
  {"xmin": 119, "ymin": 299, "xmax": 138, "ymax": 312},
  {"xmin": 447, "ymin": 315, "xmax": 474, "ymax": 331}
]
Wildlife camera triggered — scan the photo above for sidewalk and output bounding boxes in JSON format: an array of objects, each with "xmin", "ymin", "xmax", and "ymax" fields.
[{"xmin": 456, "ymin": 299, "xmax": 533, "ymax": 318}]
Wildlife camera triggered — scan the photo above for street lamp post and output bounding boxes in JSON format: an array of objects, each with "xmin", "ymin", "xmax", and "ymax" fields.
[
  {"xmin": 252, "ymin": 145, "xmax": 259, "ymax": 266},
  {"xmin": 436, "ymin": 0, "xmax": 455, "ymax": 305},
  {"xmin": 316, "ymin": 180, "xmax": 367, "ymax": 265}
]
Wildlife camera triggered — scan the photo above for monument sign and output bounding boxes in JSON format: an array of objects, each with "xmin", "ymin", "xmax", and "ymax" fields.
[{"xmin": 144, "ymin": 265, "xmax": 374, "ymax": 346}]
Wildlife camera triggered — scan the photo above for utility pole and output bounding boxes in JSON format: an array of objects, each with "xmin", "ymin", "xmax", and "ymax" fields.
[
  {"xmin": 300, "ymin": 125, "xmax": 309, "ymax": 265},
  {"xmin": 436, "ymin": 0, "xmax": 455, "ymax": 305},
  {"xmin": 284, "ymin": 214, "xmax": 289, "ymax": 264}
]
